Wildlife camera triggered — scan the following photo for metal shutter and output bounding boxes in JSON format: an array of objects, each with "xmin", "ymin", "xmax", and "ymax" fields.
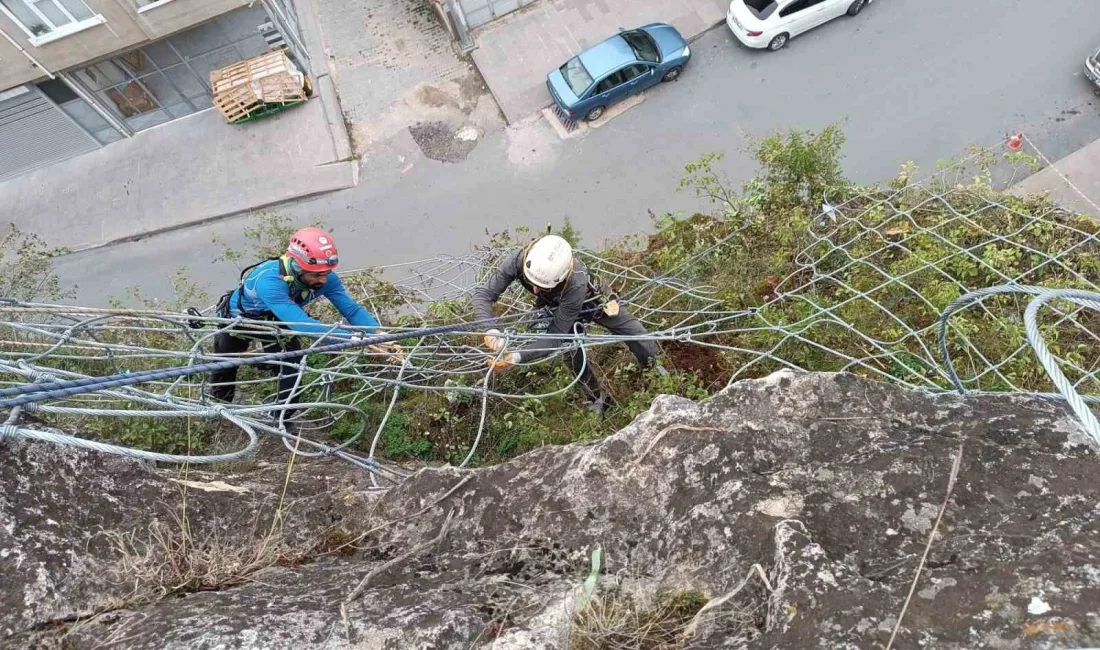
[{"xmin": 0, "ymin": 87, "xmax": 99, "ymax": 183}]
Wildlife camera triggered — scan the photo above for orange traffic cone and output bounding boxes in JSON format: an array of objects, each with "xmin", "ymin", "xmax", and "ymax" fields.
[{"xmin": 1007, "ymin": 133, "xmax": 1023, "ymax": 151}]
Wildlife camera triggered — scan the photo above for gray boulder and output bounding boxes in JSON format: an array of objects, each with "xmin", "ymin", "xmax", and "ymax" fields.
[{"xmin": 5, "ymin": 371, "xmax": 1100, "ymax": 649}]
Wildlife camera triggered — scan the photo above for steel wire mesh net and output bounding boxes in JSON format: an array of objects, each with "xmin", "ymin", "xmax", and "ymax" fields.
[{"xmin": 2, "ymin": 153, "xmax": 1098, "ymax": 478}]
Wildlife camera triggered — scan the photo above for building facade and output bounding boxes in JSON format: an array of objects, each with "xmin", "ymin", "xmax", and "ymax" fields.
[{"xmin": 0, "ymin": 0, "xmax": 308, "ymax": 181}]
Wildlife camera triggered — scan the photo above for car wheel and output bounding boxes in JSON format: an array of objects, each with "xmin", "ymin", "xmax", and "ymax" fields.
[
  {"xmin": 585, "ymin": 106, "xmax": 605, "ymax": 122},
  {"xmin": 767, "ymin": 33, "xmax": 789, "ymax": 51},
  {"xmin": 661, "ymin": 66, "xmax": 683, "ymax": 82},
  {"xmin": 847, "ymin": 0, "xmax": 866, "ymax": 15}
]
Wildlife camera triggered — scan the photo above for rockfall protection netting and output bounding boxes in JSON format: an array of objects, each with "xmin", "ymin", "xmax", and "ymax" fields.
[{"xmin": 2, "ymin": 152, "xmax": 1099, "ymax": 484}]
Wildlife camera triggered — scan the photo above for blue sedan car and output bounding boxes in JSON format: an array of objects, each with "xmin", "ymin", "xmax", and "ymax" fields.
[{"xmin": 547, "ymin": 24, "xmax": 691, "ymax": 123}]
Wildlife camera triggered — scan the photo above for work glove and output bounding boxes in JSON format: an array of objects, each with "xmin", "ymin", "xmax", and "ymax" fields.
[
  {"xmin": 354, "ymin": 330, "xmax": 404, "ymax": 364},
  {"xmin": 483, "ymin": 329, "xmax": 506, "ymax": 353},
  {"xmin": 486, "ymin": 352, "xmax": 521, "ymax": 373}
]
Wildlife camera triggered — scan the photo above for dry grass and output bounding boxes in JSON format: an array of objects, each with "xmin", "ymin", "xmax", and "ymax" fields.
[
  {"xmin": 570, "ymin": 588, "xmax": 712, "ymax": 650},
  {"xmin": 105, "ymin": 509, "xmax": 306, "ymax": 603}
]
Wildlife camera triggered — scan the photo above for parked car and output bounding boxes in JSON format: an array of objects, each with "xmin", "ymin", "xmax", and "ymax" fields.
[
  {"xmin": 1086, "ymin": 46, "xmax": 1100, "ymax": 88},
  {"xmin": 726, "ymin": 0, "xmax": 871, "ymax": 51},
  {"xmin": 547, "ymin": 24, "xmax": 691, "ymax": 123}
]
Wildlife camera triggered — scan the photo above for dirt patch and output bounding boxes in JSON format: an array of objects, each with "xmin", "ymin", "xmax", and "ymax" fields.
[
  {"xmin": 664, "ymin": 341, "xmax": 730, "ymax": 389},
  {"xmin": 457, "ymin": 72, "xmax": 490, "ymax": 108},
  {"xmin": 409, "ymin": 121, "xmax": 481, "ymax": 163},
  {"xmin": 416, "ymin": 85, "xmax": 461, "ymax": 110},
  {"xmin": 347, "ymin": 73, "xmax": 502, "ymax": 157}
]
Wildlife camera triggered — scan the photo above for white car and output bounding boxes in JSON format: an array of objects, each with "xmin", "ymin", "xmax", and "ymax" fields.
[
  {"xmin": 1086, "ymin": 46, "xmax": 1100, "ymax": 88},
  {"xmin": 726, "ymin": 0, "xmax": 871, "ymax": 51}
]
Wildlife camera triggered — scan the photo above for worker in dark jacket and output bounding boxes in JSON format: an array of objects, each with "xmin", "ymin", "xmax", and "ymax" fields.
[
  {"xmin": 471, "ymin": 235, "xmax": 662, "ymax": 415},
  {"xmin": 208, "ymin": 227, "xmax": 382, "ymax": 407}
]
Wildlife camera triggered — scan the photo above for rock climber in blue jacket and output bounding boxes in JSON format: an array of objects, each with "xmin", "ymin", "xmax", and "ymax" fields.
[{"xmin": 207, "ymin": 227, "xmax": 381, "ymax": 407}]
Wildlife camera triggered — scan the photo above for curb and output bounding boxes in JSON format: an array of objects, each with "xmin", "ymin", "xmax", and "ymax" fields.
[
  {"xmin": 63, "ymin": 162, "xmax": 358, "ymax": 256},
  {"xmin": 1009, "ymin": 139, "xmax": 1100, "ymax": 219},
  {"xmin": 318, "ymin": 75, "xmax": 353, "ymax": 160},
  {"xmin": 298, "ymin": 0, "xmax": 355, "ymax": 161}
]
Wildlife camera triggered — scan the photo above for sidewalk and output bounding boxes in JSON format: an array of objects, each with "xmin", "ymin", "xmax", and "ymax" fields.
[
  {"xmin": 1011, "ymin": 137, "xmax": 1100, "ymax": 218},
  {"xmin": 471, "ymin": 0, "xmax": 727, "ymax": 123},
  {"xmin": 310, "ymin": 0, "xmax": 503, "ymax": 162},
  {"xmin": 0, "ymin": 100, "xmax": 355, "ymax": 252}
]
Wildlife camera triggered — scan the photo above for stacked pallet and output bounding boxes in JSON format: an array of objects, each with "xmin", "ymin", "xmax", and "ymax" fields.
[{"xmin": 210, "ymin": 51, "xmax": 307, "ymax": 124}]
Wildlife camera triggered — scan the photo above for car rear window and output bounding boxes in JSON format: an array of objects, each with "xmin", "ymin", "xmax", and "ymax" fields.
[
  {"xmin": 559, "ymin": 56, "xmax": 594, "ymax": 96},
  {"xmin": 744, "ymin": 0, "xmax": 778, "ymax": 19}
]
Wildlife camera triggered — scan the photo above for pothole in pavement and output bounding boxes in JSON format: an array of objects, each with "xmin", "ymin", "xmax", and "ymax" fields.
[{"xmin": 409, "ymin": 121, "xmax": 481, "ymax": 163}]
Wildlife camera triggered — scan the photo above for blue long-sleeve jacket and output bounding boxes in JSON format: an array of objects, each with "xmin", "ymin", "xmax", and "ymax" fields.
[{"xmin": 228, "ymin": 259, "xmax": 379, "ymax": 337}]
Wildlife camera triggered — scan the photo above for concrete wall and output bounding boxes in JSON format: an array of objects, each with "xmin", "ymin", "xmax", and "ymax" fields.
[
  {"xmin": 459, "ymin": 0, "xmax": 538, "ymax": 29},
  {"xmin": 0, "ymin": 35, "xmax": 42, "ymax": 86},
  {"xmin": 0, "ymin": 0, "xmax": 253, "ymax": 91}
]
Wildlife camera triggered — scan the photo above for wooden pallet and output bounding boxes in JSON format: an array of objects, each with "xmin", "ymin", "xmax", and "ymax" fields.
[
  {"xmin": 210, "ymin": 51, "xmax": 306, "ymax": 123},
  {"xmin": 213, "ymin": 84, "xmax": 260, "ymax": 123},
  {"xmin": 211, "ymin": 52, "xmax": 286, "ymax": 93},
  {"xmin": 258, "ymin": 74, "xmax": 306, "ymax": 105}
]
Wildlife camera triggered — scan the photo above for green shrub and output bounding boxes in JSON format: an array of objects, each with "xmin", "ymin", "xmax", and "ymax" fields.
[{"xmin": 0, "ymin": 222, "xmax": 72, "ymax": 301}]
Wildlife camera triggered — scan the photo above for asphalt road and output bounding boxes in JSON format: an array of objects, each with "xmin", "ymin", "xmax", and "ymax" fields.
[{"xmin": 53, "ymin": 0, "xmax": 1100, "ymax": 305}]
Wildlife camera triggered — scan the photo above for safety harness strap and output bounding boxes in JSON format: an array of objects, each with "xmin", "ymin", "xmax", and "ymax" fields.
[{"xmin": 221, "ymin": 256, "xmax": 312, "ymax": 320}]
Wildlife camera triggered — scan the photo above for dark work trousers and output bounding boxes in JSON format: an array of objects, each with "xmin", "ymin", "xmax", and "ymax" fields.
[
  {"xmin": 563, "ymin": 304, "xmax": 659, "ymax": 403},
  {"xmin": 208, "ymin": 329, "xmax": 304, "ymax": 406}
]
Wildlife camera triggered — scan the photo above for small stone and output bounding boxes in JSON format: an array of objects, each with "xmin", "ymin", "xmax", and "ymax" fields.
[
  {"xmin": 755, "ymin": 494, "xmax": 804, "ymax": 518},
  {"xmin": 454, "ymin": 126, "xmax": 479, "ymax": 141},
  {"xmin": 1028, "ymin": 596, "xmax": 1052, "ymax": 615}
]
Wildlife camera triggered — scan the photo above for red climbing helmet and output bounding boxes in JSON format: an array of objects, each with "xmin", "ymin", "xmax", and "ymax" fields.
[{"xmin": 286, "ymin": 227, "xmax": 340, "ymax": 272}]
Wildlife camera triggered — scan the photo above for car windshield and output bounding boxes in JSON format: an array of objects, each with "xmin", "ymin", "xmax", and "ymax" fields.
[
  {"xmin": 744, "ymin": 0, "xmax": 778, "ymax": 19},
  {"xmin": 559, "ymin": 57, "xmax": 594, "ymax": 96},
  {"xmin": 621, "ymin": 30, "xmax": 660, "ymax": 63}
]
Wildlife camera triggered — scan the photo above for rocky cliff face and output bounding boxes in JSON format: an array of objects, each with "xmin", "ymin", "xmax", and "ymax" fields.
[{"xmin": 5, "ymin": 371, "xmax": 1099, "ymax": 649}]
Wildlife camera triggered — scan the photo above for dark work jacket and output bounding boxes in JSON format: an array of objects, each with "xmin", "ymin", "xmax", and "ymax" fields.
[{"xmin": 471, "ymin": 249, "xmax": 596, "ymax": 362}]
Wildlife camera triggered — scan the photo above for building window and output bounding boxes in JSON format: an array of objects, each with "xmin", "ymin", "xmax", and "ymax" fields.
[
  {"xmin": 0, "ymin": 0, "xmax": 102, "ymax": 44},
  {"xmin": 134, "ymin": 0, "xmax": 177, "ymax": 12}
]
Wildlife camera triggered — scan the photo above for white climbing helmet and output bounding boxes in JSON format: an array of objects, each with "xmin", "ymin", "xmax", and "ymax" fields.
[{"xmin": 523, "ymin": 235, "xmax": 574, "ymax": 289}]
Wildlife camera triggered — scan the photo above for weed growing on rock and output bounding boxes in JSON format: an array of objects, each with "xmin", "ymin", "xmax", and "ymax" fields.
[
  {"xmin": 104, "ymin": 509, "xmax": 306, "ymax": 602},
  {"xmin": 570, "ymin": 588, "xmax": 710, "ymax": 650}
]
